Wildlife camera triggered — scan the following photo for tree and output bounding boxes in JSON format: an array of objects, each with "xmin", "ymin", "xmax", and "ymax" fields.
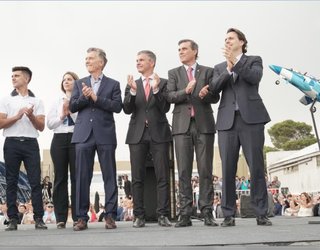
[{"xmin": 268, "ymin": 120, "xmax": 317, "ymax": 150}]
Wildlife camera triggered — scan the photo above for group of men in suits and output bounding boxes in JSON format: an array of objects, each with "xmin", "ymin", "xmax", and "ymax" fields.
[
  {"xmin": 122, "ymin": 27, "xmax": 272, "ymax": 229},
  {"xmin": 2, "ymin": 27, "xmax": 272, "ymax": 232}
]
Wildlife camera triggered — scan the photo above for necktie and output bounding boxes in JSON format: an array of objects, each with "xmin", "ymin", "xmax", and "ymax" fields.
[
  {"xmin": 187, "ymin": 67, "xmax": 195, "ymax": 117},
  {"xmin": 145, "ymin": 78, "xmax": 150, "ymax": 101},
  {"xmin": 232, "ymin": 72, "xmax": 239, "ymax": 110},
  {"xmin": 67, "ymin": 114, "xmax": 75, "ymax": 126},
  {"xmin": 233, "ymin": 72, "xmax": 237, "ymax": 81}
]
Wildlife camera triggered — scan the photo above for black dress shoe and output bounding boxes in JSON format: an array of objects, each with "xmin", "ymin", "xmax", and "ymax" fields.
[
  {"xmin": 35, "ymin": 218, "xmax": 48, "ymax": 230},
  {"xmin": 256, "ymin": 215, "xmax": 272, "ymax": 226},
  {"xmin": 203, "ymin": 213, "xmax": 218, "ymax": 227},
  {"xmin": 56, "ymin": 222, "xmax": 66, "ymax": 229},
  {"xmin": 175, "ymin": 215, "xmax": 192, "ymax": 228},
  {"xmin": 220, "ymin": 216, "xmax": 235, "ymax": 227},
  {"xmin": 5, "ymin": 218, "xmax": 18, "ymax": 231},
  {"xmin": 133, "ymin": 217, "xmax": 145, "ymax": 228},
  {"xmin": 158, "ymin": 215, "xmax": 172, "ymax": 227}
]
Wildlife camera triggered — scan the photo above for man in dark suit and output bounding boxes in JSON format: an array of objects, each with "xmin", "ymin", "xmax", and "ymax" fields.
[
  {"xmin": 167, "ymin": 39, "xmax": 220, "ymax": 227},
  {"xmin": 209, "ymin": 28, "xmax": 272, "ymax": 227},
  {"xmin": 70, "ymin": 47, "xmax": 122, "ymax": 231},
  {"xmin": 123, "ymin": 50, "xmax": 172, "ymax": 228}
]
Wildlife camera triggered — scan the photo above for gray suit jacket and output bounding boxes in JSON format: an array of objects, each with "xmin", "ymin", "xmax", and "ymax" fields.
[
  {"xmin": 69, "ymin": 75, "xmax": 122, "ymax": 145},
  {"xmin": 209, "ymin": 55, "xmax": 271, "ymax": 131},
  {"xmin": 123, "ymin": 78, "xmax": 172, "ymax": 144},
  {"xmin": 167, "ymin": 64, "xmax": 220, "ymax": 135}
]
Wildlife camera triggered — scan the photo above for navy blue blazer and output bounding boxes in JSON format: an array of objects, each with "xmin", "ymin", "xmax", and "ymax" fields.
[{"xmin": 69, "ymin": 75, "xmax": 122, "ymax": 145}]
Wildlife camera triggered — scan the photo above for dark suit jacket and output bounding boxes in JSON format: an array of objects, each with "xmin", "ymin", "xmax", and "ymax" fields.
[
  {"xmin": 123, "ymin": 77, "xmax": 172, "ymax": 144},
  {"xmin": 166, "ymin": 64, "xmax": 219, "ymax": 135},
  {"xmin": 209, "ymin": 55, "xmax": 271, "ymax": 131},
  {"xmin": 69, "ymin": 75, "xmax": 122, "ymax": 145}
]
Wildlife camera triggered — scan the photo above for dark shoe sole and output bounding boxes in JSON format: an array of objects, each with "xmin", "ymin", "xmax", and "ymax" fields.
[
  {"xmin": 133, "ymin": 224, "xmax": 145, "ymax": 228},
  {"xmin": 158, "ymin": 223, "xmax": 172, "ymax": 227},
  {"xmin": 174, "ymin": 222, "xmax": 192, "ymax": 228},
  {"xmin": 105, "ymin": 225, "xmax": 117, "ymax": 229},
  {"xmin": 257, "ymin": 222, "xmax": 272, "ymax": 226},
  {"xmin": 204, "ymin": 222, "xmax": 219, "ymax": 226},
  {"xmin": 73, "ymin": 225, "xmax": 88, "ymax": 231},
  {"xmin": 220, "ymin": 221, "xmax": 235, "ymax": 227}
]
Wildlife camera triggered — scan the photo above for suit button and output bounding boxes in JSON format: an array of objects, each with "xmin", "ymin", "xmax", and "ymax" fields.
[{"xmin": 90, "ymin": 119, "xmax": 93, "ymax": 122}]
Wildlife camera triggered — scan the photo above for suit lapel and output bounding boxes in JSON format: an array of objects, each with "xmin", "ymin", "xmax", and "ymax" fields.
[
  {"xmin": 179, "ymin": 66, "xmax": 189, "ymax": 88},
  {"xmin": 234, "ymin": 55, "xmax": 247, "ymax": 82},
  {"xmin": 83, "ymin": 76, "xmax": 91, "ymax": 87},
  {"xmin": 193, "ymin": 64, "xmax": 201, "ymax": 96}
]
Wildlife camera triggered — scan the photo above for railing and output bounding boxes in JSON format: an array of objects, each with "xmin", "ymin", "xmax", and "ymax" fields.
[{"xmin": 213, "ymin": 188, "xmax": 280, "ymax": 199}]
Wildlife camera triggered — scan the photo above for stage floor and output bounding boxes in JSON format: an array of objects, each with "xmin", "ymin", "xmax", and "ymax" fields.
[{"xmin": 1, "ymin": 216, "xmax": 320, "ymax": 249}]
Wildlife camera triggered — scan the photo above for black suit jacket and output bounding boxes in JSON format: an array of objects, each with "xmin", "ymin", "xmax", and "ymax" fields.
[
  {"xmin": 209, "ymin": 55, "xmax": 271, "ymax": 131},
  {"xmin": 123, "ymin": 77, "xmax": 172, "ymax": 144}
]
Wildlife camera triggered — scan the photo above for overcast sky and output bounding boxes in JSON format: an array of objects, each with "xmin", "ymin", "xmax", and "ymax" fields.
[{"xmin": 0, "ymin": 1, "xmax": 320, "ymax": 161}]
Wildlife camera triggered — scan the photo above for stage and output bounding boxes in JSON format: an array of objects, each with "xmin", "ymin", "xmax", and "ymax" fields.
[{"xmin": 1, "ymin": 216, "xmax": 320, "ymax": 249}]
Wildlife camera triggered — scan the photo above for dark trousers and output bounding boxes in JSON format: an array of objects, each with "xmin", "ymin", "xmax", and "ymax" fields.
[
  {"xmin": 75, "ymin": 133, "xmax": 117, "ymax": 221},
  {"xmin": 50, "ymin": 133, "xmax": 76, "ymax": 223},
  {"xmin": 218, "ymin": 113, "xmax": 268, "ymax": 217},
  {"xmin": 174, "ymin": 120, "xmax": 214, "ymax": 216},
  {"xmin": 129, "ymin": 127, "xmax": 170, "ymax": 217},
  {"xmin": 4, "ymin": 137, "xmax": 44, "ymax": 220}
]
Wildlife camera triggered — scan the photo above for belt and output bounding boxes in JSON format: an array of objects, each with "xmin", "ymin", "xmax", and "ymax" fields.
[{"xmin": 8, "ymin": 137, "xmax": 36, "ymax": 141}]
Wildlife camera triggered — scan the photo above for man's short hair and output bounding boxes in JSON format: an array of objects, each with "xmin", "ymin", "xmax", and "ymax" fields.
[
  {"xmin": 178, "ymin": 39, "xmax": 199, "ymax": 60},
  {"xmin": 87, "ymin": 47, "xmax": 108, "ymax": 69},
  {"xmin": 12, "ymin": 66, "xmax": 32, "ymax": 83},
  {"xmin": 137, "ymin": 50, "xmax": 157, "ymax": 66}
]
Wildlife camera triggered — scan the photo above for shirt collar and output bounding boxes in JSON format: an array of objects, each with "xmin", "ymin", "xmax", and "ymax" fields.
[
  {"xmin": 90, "ymin": 73, "xmax": 104, "ymax": 82},
  {"xmin": 11, "ymin": 89, "xmax": 35, "ymax": 97},
  {"xmin": 235, "ymin": 54, "xmax": 243, "ymax": 64},
  {"xmin": 141, "ymin": 73, "xmax": 155, "ymax": 82},
  {"xmin": 183, "ymin": 62, "xmax": 197, "ymax": 72}
]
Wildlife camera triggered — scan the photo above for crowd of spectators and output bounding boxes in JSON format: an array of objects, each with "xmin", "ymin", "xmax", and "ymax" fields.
[{"xmin": 2, "ymin": 174, "xmax": 320, "ymax": 225}]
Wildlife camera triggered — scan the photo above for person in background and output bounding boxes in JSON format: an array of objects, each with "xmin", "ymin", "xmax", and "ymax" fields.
[
  {"xmin": 43, "ymin": 202, "xmax": 56, "ymax": 224},
  {"xmin": 0, "ymin": 66, "xmax": 47, "ymax": 231},
  {"xmin": 297, "ymin": 192, "xmax": 313, "ymax": 217},
  {"xmin": 17, "ymin": 204, "xmax": 27, "ymax": 224},
  {"xmin": 123, "ymin": 174, "xmax": 132, "ymax": 199},
  {"xmin": 47, "ymin": 71, "xmax": 79, "ymax": 229},
  {"xmin": 41, "ymin": 176, "xmax": 52, "ymax": 203}
]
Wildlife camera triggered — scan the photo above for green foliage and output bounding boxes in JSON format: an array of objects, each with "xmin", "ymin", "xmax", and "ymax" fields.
[{"xmin": 268, "ymin": 120, "xmax": 317, "ymax": 150}]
